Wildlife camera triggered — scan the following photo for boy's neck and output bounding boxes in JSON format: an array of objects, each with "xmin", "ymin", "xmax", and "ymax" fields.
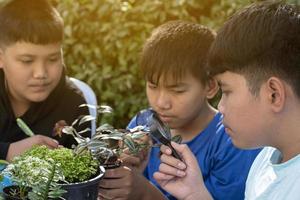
[
  {"xmin": 10, "ymin": 97, "xmax": 30, "ymax": 117},
  {"xmin": 5, "ymin": 83, "xmax": 30, "ymax": 117},
  {"xmin": 280, "ymin": 145, "xmax": 300, "ymax": 163},
  {"xmin": 277, "ymin": 129, "xmax": 300, "ymax": 163},
  {"xmin": 171, "ymin": 104, "xmax": 217, "ymax": 142},
  {"xmin": 272, "ymin": 104, "xmax": 300, "ymax": 163}
]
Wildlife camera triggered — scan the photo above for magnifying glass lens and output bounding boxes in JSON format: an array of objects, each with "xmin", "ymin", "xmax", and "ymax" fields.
[{"xmin": 148, "ymin": 111, "xmax": 183, "ymax": 161}]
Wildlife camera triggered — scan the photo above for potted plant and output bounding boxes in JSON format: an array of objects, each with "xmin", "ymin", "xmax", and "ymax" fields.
[
  {"xmin": 0, "ymin": 146, "xmax": 104, "ymax": 200},
  {"xmin": 61, "ymin": 105, "xmax": 151, "ymax": 169},
  {"xmin": 0, "ymin": 105, "xmax": 150, "ymax": 200},
  {"xmin": 1, "ymin": 153, "xmax": 65, "ymax": 200},
  {"xmin": 1, "ymin": 105, "xmax": 161, "ymax": 200},
  {"xmin": 60, "ymin": 105, "xmax": 184, "ymax": 170}
]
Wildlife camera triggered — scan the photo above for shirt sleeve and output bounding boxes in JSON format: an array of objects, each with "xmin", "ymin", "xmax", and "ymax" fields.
[
  {"xmin": 0, "ymin": 142, "xmax": 10, "ymax": 160},
  {"xmin": 126, "ymin": 109, "xmax": 153, "ymax": 130},
  {"xmin": 205, "ymin": 138, "xmax": 261, "ymax": 200},
  {"xmin": 126, "ymin": 115, "xmax": 138, "ymax": 129}
]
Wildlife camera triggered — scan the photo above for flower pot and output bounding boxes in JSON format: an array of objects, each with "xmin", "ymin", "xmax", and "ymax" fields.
[
  {"xmin": 0, "ymin": 175, "xmax": 12, "ymax": 193},
  {"xmin": 59, "ymin": 166, "xmax": 105, "ymax": 200},
  {"xmin": 2, "ymin": 185, "xmax": 31, "ymax": 200}
]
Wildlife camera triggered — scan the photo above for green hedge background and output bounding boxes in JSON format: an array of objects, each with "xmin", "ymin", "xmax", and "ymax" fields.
[
  {"xmin": 55, "ymin": 0, "xmax": 298, "ymax": 128},
  {"xmin": 0, "ymin": 0, "xmax": 297, "ymax": 127},
  {"xmin": 56, "ymin": 0, "xmax": 248, "ymax": 127}
]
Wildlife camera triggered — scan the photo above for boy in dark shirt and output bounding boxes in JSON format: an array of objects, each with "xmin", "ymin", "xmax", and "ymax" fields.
[{"xmin": 0, "ymin": 0, "xmax": 89, "ymax": 161}]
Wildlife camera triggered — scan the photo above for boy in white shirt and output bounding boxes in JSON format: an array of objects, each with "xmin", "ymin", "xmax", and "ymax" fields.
[{"xmin": 154, "ymin": 1, "xmax": 300, "ymax": 199}]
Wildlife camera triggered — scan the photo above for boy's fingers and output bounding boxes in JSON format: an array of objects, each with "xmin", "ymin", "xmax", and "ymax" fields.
[
  {"xmin": 99, "ymin": 177, "xmax": 131, "ymax": 189},
  {"xmin": 160, "ymin": 145, "xmax": 172, "ymax": 155},
  {"xmin": 170, "ymin": 142, "xmax": 196, "ymax": 164},
  {"xmin": 121, "ymin": 155, "xmax": 141, "ymax": 166},
  {"xmin": 158, "ymin": 163, "xmax": 186, "ymax": 177},
  {"xmin": 153, "ymin": 171, "xmax": 175, "ymax": 181},
  {"xmin": 121, "ymin": 148, "xmax": 130, "ymax": 154},
  {"xmin": 160, "ymin": 153, "xmax": 186, "ymax": 170},
  {"xmin": 104, "ymin": 166, "xmax": 131, "ymax": 178},
  {"xmin": 34, "ymin": 135, "xmax": 59, "ymax": 148},
  {"xmin": 6, "ymin": 136, "xmax": 58, "ymax": 161}
]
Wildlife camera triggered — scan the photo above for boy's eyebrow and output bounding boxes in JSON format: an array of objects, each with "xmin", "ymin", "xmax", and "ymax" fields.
[
  {"xmin": 166, "ymin": 83, "xmax": 188, "ymax": 88},
  {"xmin": 147, "ymin": 81, "xmax": 188, "ymax": 88},
  {"xmin": 48, "ymin": 52, "xmax": 61, "ymax": 56},
  {"xmin": 18, "ymin": 52, "xmax": 61, "ymax": 57}
]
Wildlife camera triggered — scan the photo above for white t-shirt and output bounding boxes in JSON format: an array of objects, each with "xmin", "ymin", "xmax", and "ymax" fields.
[{"xmin": 245, "ymin": 147, "xmax": 300, "ymax": 200}]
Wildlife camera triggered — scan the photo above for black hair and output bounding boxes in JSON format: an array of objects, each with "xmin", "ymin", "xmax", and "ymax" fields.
[
  {"xmin": 208, "ymin": 0, "xmax": 300, "ymax": 96},
  {"xmin": 140, "ymin": 20, "xmax": 216, "ymax": 85}
]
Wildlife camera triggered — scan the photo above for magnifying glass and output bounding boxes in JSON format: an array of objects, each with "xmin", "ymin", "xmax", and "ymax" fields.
[{"xmin": 148, "ymin": 111, "xmax": 183, "ymax": 161}]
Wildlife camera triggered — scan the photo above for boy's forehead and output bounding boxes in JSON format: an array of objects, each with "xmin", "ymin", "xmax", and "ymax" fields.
[
  {"xmin": 215, "ymin": 71, "xmax": 244, "ymax": 87},
  {"xmin": 4, "ymin": 41, "xmax": 62, "ymax": 54},
  {"xmin": 148, "ymin": 70, "xmax": 196, "ymax": 85}
]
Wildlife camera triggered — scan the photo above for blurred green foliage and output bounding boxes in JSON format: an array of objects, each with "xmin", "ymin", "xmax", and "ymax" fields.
[
  {"xmin": 56, "ymin": 0, "xmax": 245, "ymax": 127},
  {"xmin": 56, "ymin": 0, "xmax": 299, "ymax": 127},
  {"xmin": 0, "ymin": 0, "xmax": 296, "ymax": 127}
]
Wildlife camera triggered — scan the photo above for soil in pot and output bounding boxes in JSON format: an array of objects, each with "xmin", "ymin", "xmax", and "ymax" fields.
[
  {"xmin": 2, "ymin": 185, "xmax": 31, "ymax": 200},
  {"xmin": 59, "ymin": 166, "xmax": 105, "ymax": 200}
]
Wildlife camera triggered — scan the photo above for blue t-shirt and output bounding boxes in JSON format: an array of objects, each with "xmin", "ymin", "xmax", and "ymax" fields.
[{"xmin": 127, "ymin": 109, "xmax": 261, "ymax": 200}]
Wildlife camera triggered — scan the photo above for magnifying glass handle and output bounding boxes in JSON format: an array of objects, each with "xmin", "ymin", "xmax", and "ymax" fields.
[{"xmin": 167, "ymin": 143, "xmax": 183, "ymax": 161}]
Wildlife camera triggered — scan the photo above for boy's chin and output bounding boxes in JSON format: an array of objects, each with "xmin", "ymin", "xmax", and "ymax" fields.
[
  {"xmin": 231, "ymin": 139, "xmax": 257, "ymax": 150},
  {"xmin": 27, "ymin": 93, "xmax": 51, "ymax": 103}
]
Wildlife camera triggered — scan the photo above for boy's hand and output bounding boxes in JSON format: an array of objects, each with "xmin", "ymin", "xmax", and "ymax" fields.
[
  {"xmin": 120, "ymin": 147, "xmax": 150, "ymax": 173},
  {"xmin": 6, "ymin": 135, "xmax": 59, "ymax": 161},
  {"xmin": 120, "ymin": 131, "xmax": 151, "ymax": 173},
  {"xmin": 98, "ymin": 166, "xmax": 161, "ymax": 200},
  {"xmin": 153, "ymin": 142, "xmax": 213, "ymax": 200},
  {"xmin": 53, "ymin": 120, "xmax": 68, "ymax": 137},
  {"xmin": 98, "ymin": 166, "xmax": 134, "ymax": 200}
]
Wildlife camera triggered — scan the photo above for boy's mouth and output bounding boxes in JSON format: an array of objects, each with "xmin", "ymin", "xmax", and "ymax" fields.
[
  {"xmin": 29, "ymin": 80, "xmax": 51, "ymax": 87},
  {"xmin": 158, "ymin": 114, "xmax": 174, "ymax": 123},
  {"xmin": 29, "ymin": 83, "xmax": 51, "ymax": 91}
]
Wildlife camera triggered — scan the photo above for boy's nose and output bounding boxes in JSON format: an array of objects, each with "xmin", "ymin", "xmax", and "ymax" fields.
[
  {"xmin": 156, "ymin": 92, "xmax": 171, "ymax": 110},
  {"xmin": 33, "ymin": 64, "xmax": 47, "ymax": 79}
]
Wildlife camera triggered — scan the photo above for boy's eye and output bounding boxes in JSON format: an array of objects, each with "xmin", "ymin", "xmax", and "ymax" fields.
[
  {"xmin": 48, "ymin": 57, "xmax": 60, "ymax": 62},
  {"xmin": 172, "ymin": 89, "xmax": 186, "ymax": 94},
  {"xmin": 20, "ymin": 59, "xmax": 33, "ymax": 64},
  {"xmin": 221, "ymin": 89, "xmax": 231, "ymax": 95},
  {"xmin": 147, "ymin": 83, "xmax": 157, "ymax": 89}
]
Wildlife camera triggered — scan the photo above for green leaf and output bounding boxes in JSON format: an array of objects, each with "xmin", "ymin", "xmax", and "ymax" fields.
[
  {"xmin": 123, "ymin": 137, "xmax": 136, "ymax": 151},
  {"xmin": 171, "ymin": 135, "xmax": 182, "ymax": 144},
  {"xmin": 78, "ymin": 115, "xmax": 95, "ymax": 126}
]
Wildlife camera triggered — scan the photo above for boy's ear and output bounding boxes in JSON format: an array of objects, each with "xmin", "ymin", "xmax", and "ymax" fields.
[
  {"xmin": 266, "ymin": 77, "xmax": 285, "ymax": 112},
  {"xmin": 206, "ymin": 78, "xmax": 219, "ymax": 99}
]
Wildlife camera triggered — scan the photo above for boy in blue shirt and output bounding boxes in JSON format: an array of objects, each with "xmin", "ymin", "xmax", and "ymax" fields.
[
  {"xmin": 154, "ymin": 1, "xmax": 300, "ymax": 200},
  {"xmin": 100, "ymin": 20, "xmax": 260, "ymax": 200}
]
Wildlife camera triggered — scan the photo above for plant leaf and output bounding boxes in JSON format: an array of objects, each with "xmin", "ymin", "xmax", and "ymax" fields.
[
  {"xmin": 123, "ymin": 137, "xmax": 136, "ymax": 151},
  {"xmin": 78, "ymin": 115, "xmax": 95, "ymax": 126},
  {"xmin": 171, "ymin": 135, "xmax": 182, "ymax": 144},
  {"xmin": 79, "ymin": 103, "xmax": 97, "ymax": 110},
  {"xmin": 78, "ymin": 127, "xmax": 91, "ymax": 135},
  {"xmin": 97, "ymin": 105, "xmax": 113, "ymax": 113},
  {"xmin": 62, "ymin": 126, "xmax": 76, "ymax": 136}
]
